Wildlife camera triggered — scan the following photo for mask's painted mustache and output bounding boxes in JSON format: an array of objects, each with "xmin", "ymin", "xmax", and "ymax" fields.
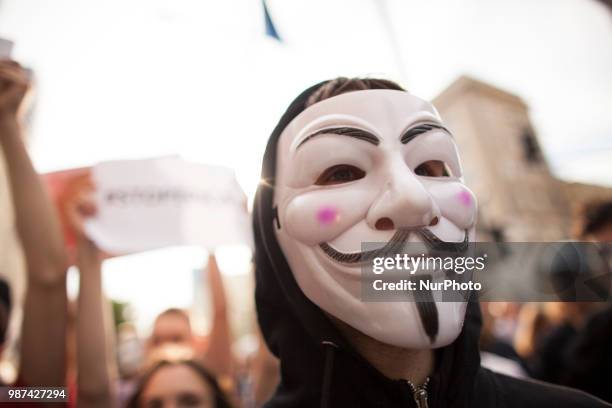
[
  {"xmin": 319, "ymin": 228, "xmax": 469, "ymax": 265},
  {"xmin": 418, "ymin": 228, "xmax": 469, "ymax": 253}
]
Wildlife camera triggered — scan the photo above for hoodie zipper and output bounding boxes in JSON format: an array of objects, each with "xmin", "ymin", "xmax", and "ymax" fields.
[{"xmin": 406, "ymin": 377, "xmax": 430, "ymax": 408}]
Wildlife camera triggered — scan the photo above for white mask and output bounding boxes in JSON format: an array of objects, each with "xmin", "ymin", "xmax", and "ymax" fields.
[{"xmin": 273, "ymin": 89, "xmax": 477, "ymax": 349}]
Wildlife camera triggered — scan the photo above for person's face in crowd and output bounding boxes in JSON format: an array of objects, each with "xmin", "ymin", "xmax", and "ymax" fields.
[
  {"xmin": 274, "ymin": 89, "xmax": 477, "ymax": 349},
  {"xmin": 139, "ymin": 364, "xmax": 216, "ymax": 408},
  {"xmin": 150, "ymin": 314, "xmax": 193, "ymax": 351}
]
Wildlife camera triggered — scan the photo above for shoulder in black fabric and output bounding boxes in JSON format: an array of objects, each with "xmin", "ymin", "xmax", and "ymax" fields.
[
  {"xmin": 252, "ymin": 80, "xmax": 484, "ymax": 408},
  {"xmin": 473, "ymin": 368, "xmax": 612, "ymax": 408}
]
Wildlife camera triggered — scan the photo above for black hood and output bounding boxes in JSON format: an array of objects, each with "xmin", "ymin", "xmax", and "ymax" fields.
[{"xmin": 253, "ymin": 81, "xmax": 483, "ymax": 407}]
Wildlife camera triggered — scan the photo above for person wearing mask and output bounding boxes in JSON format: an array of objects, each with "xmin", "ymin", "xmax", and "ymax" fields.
[
  {"xmin": 531, "ymin": 200, "xmax": 612, "ymax": 383},
  {"xmin": 252, "ymin": 77, "xmax": 610, "ymax": 407},
  {"xmin": 560, "ymin": 200, "xmax": 612, "ymax": 402}
]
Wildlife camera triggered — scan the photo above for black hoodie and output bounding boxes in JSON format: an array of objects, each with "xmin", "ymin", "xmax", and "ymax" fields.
[{"xmin": 253, "ymin": 81, "xmax": 611, "ymax": 408}]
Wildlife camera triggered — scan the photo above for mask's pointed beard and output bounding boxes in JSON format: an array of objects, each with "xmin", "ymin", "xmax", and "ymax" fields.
[{"xmin": 413, "ymin": 275, "xmax": 439, "ymax": 344}]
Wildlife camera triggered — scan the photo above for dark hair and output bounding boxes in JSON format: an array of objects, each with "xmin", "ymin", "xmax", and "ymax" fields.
[
  {"xmin": 127, "ymin": 360, "xmax": 233, "ymax": 408},
  {"xmin": 305, "ymin": 77, "xmax": 405, "ymax": 107},
  {"xmin": 575, "ymin": 200, "xmax": 612, "ymax": 238}
]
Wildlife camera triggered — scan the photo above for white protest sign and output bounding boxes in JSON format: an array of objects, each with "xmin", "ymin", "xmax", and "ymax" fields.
[{"xmin": 84, "ymin": 157, "xmax": 251, "ymax": 254}]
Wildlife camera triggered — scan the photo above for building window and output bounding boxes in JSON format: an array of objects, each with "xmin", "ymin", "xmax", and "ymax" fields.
[
  {"xmin": 490, "ymin": 227, "xmax": 505, "ymax": 243},
  {"xmin": 489, "ymin": 227, "xmax": 509, "ymax": 257},
  {"xmin": 521, "ymin": 128, "xmax": 541, "ymax": 163}
]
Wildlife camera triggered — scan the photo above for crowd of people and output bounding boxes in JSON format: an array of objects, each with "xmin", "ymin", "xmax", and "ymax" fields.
[{"xmin": 1, "ymin": 57, "xmax": 611, "ymax": 408}]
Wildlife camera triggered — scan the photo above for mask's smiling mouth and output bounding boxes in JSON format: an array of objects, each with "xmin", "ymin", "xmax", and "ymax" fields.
[{"xmin": 318, "ymin": 228, "xmax": 469, "ymax": 265}]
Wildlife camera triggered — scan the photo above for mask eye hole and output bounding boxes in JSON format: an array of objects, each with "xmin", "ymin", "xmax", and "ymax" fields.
[
  {"xmin": 414, "ymin": 160, "xmax": 452, "ymax": 177},
  {"xmin": 315, "ymin": 164, "xmax": 366, "ymax": 185}
]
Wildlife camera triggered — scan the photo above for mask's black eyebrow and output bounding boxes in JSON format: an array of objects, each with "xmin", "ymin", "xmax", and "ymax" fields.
[
  {"xmin": 297, "ymin": 127, "xmax": 380, "ymax": 149},
  {"xmin": 401, "ymin": 123, "xmax": 450, "ymax": 144}
]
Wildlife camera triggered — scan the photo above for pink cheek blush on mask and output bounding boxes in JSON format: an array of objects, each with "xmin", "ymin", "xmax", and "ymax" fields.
[
  {"xmin": 457, "ymin": 190, "xmax": 472, "ymax": 207},
  {"xmin": 317, "ymin": 206, "xmax": 338, "ymax": 226}
]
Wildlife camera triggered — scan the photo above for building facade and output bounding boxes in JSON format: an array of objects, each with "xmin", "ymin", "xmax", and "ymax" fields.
[{"xmin": 433, "ymin": 76, "xmax": 612, "ymax": 241}]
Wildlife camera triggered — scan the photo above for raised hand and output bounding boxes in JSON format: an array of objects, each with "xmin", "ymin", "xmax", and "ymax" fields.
[{"xmin": 0, "ymin": 60, "xmax": 30, "ymax": 120}]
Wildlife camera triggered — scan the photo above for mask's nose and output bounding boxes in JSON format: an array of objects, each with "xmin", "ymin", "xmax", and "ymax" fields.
[{"xmin": 367, "ymin": 158, "xmax": 440, "ymax": 231}]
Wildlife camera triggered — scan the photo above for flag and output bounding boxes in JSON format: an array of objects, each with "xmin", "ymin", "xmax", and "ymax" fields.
[{"xmin": 262, "ymin": 0, "xmax": 281, "ymax": 41}]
